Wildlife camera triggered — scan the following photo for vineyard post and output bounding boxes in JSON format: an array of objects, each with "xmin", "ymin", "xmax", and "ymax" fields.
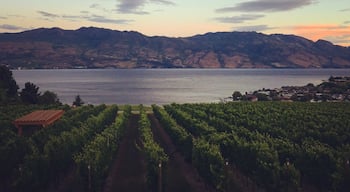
[
  {"xmin": 225, "ymin": 161, "xmax": 229, "ymax": 192},
  {"xmin": 18, "ymin": 165, "xmax": 22, "ymax": 176},
  {"xmin": 88, "ymin": 164, "xmax": 91, "ymax": 192},
  {"xmin": 158, "ymin": 162, "xmax": 162, "ymax": 192},
  {"xmin": 285, "ymin": 158, "xmax": 290, "ymax": 190}
]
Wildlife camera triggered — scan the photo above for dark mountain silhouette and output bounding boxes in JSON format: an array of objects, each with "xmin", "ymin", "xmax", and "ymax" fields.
[{"xmin": 1, "ymin": 27, "xmax": 349, "ymax": 69}]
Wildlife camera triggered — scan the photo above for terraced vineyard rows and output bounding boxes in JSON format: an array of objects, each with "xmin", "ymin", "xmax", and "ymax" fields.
[
  {"xmin": 17, "ymin": 105, "xmax": 119, "ymax": 191},
  {"xmin": 162, "ymin": 102, "xmax": 350, "ymax": 192},
  {"xmin": 75, "ymin": 105, "xmax": 131, "ymax": 191},
  {"xmin": 1, "ymin": 102, "xmax": 349, "ymax": 192},
  {"xmin": 0, "ymin": 104, "xmax": 121, "ymax": 191}
]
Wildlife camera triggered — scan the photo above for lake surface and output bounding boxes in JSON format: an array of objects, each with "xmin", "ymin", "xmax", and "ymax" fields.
[{"xmin": 12, "ymin": 69, "xmax": 350, "ymax": 105}]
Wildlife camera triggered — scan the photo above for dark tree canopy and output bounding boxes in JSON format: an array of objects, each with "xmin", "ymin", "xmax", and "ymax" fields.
[
  {"xmin": 39, "ymin": 91, "xmax": 60, "ymax": 105},
  {"xmin": 1, "ymin": 65, "xmax": 61, "ymax": 105},
  {"xmin": 0, "ymin": 65, "xmax": 19, "ymax": 101},
  {"xmin": 255, "ymin": 93, "xmax": 269, "ymax": 101},
  {"xmin": 20, "ymin": 82, "xmax": 40, "ymax": 104},
  {"xmin": 232, "ymin": 91, "xmax": 242, "ymax": 101},
  {"xmin": 73, "ymin": 95, "xmax": 84, "ymax": 106}
]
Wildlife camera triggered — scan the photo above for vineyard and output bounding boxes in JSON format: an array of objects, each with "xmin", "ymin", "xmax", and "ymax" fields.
[{"xmin": 1, "ymin": 102, "xmax": 350, "ymax": 192}]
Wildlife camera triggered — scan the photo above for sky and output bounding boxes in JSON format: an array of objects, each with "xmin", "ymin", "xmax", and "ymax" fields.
[{"xmin": 0, "ymin": 0, "xmax": 349, "ymax": 46}]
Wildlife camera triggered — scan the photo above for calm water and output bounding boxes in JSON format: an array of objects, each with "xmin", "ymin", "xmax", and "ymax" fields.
[{"xmin": 12, "ymin": 69, "xmax": 350, "ymax": 105}]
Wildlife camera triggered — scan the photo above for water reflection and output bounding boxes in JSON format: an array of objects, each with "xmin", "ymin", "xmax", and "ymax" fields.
[{"xmin": 13, "ymin": 69, "xmax": 350, "ymax": 105}]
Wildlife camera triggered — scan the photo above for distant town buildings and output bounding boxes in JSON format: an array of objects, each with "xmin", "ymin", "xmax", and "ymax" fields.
[{"xmin": 230, "ymin": 76, "xmax": 350, "ymax": 102}]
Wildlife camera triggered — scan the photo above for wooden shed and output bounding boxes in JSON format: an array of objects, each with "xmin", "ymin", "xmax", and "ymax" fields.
[{"xmin": 13, "ymin": 110, "xmax": 64, "ymax": 136}]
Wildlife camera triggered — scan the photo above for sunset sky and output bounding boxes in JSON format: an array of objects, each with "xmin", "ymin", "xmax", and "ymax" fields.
[{"xmin": 1, "ymin": 0, "xmax": 349, "ymax": 46}]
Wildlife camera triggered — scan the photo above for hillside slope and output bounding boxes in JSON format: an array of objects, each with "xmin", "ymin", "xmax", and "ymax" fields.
[{"xmin": 1, "ymin": 27, "xmax": 350, "ymax": 68}]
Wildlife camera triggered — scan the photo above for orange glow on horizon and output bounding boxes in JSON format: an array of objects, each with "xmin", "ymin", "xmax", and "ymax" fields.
[{"xmin": 292, "ymin": 24, "xmax": 350, "ymax": 47}]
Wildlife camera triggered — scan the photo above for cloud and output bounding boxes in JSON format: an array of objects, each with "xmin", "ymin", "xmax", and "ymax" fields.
[
  {"xmin": 116, "ymin": 0, "xmax": 175, "ymax": 14},
  {"xmin": 216, "ymin": 0, "xmax": 315, "ymax": 13},
  {"xmin": 149, "ymin": 0, "xmax": 175, "ymax": 5},
  {"xmin": 339, "ymin": 8, "xmax": 350, "ymax": 12},
  {"xmin": 234, "ymin": 25, "xmax": 275, "ymax": 32},
  {"xmin": 37, "ymin": 11, "xmax": 60, "ymax": 18},
  {"xmin": 0, "ymin": 24, "xmax": 28, "ymax": 31},
  {"xmin": 90, "ymin": 4, "xmax": 99, "ymax": 9},
  {"xmin": 0, "ymin": 16, "xmax": 7, "ymax": 19},
  {"xmin": 215, "ymin": 14, "xmax": 264, "ymax": 23},
  {"xmin": 89, "ymin": 3, "xmax": 111, "ymax": 13},
  {"xmin": 88, "ymin": 15, "xmax": 133, "ymax": 24},
  {"xmin": 36, "ymin": 10, "xmax": 132, "ymax": 25},
  {"xmin": 62, "ymin": 15, "xmax": 83, "ymax": 21},
  {"xmin": 116, "ymin": 0, "xmax": 148, "ymax": 14},
  {"xmin": 292, "ymin": 25, "xmax": 350, "ymax": 46},
  {"xmin": 8, "ymin": 14, "xmax": 25, "ymax": 18}
]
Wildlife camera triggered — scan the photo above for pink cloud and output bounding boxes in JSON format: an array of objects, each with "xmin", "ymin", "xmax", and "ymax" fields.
[{"xmin": 292, "ymin": 24, "xmax": 350, "ymax": 46}]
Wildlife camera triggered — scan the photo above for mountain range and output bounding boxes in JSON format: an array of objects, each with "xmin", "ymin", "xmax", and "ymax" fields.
[{"xmin": 1, "ymin": 27, "xmax": 350, "ymax": 69}]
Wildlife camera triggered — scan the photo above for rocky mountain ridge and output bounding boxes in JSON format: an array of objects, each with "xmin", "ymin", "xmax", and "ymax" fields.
[{"xmin": 1, "ymin": 27, "xmax": 350, "ymax": 69}]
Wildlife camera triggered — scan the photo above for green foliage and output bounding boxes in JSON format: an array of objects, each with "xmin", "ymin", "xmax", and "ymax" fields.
[
  {"xmin": 0, "ymin": 104, "xmax": 69, "ymax": 191},
  {"xmin": 38, "ymin": 90, "xmax": 61, "ymax": 105},
  {"xmin": 20, "ymin": 82, "xmax": 40, "ymax": 104},
  {"xmin": 139, "ymin": 105, "xmax": 168, "ymax": 191},
  {"xmin": 297, "ymin": 139, "xmax": 337, "ymax": 189},
  {"xmin": 232, "ymin": 91, "xmax": 242, "ymax": 101},
  {"xmin": 0, "ymin": 130, "xmax": 32, "ymax": 186},
  {"xmin": 152, "ymin": 105, "xmax": 193, "ymax": 161},
  {"xmin": 279, "ymin": 163, "xmax": 301, "ymax": 192},
  {"xmin": 14, "ymin": 105, "xmax": 118, "ymax": 191},
  {"xmin": 74, "ymin": 105, "xmax": 130, "ymax": 191},
  {"xmin": 30, "ymin": 104, "xmax": 106, "ymax": 153},
  {"xmin": 0, "ymin": 65, "xmax": 19, "ymax": 102},
  {"xmin": 73, "ymin": 94, "xmax": 84, "ymax": 106},
  {"xmin": 192, "ymin": 138, "xmax": 225, "ymax": 190},
  {"xmin": 164, "ymin": 103, "xmax": 215, "ymax": 137},
  {"xmin": 0, "ymin": 65, "xmax": 61, "ymax": 105},
  {"xmin": 160, "ymin": 104, "xmax": 228, "ymax": 190},
  {"xmin": 1, "ymin": 102, "xmax": 349, "ymax": 191},
  {"xmin": 164, "ymin": 102, "xmax": 350, "ymax": 191},
  {"xmin": 255, "ymin": 92, "xmax": 269, "ymax": 101}
]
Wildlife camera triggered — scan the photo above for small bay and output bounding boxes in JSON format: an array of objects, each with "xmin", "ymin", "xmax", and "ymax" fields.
[{"xmin": 13, "ymin": 68, "xmax": 350, "ymax": 105}]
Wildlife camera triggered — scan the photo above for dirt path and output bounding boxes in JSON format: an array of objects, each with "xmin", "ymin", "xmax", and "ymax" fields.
[
  {"xmin": 47, "ymin": 165, "xmax": 85, "ymax": 192},
  {"xmin": 148, "ymin": 113, "xmax": 216, "ymax": 192},
  {"xmin": 103, "ymin": 114, "xmax": 147, "ymax": 192}
]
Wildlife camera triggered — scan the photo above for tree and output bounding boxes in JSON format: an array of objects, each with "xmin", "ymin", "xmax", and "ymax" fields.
[
  {"xmin": 269, "ymin": 90, "xmax": 281, "ymax": 101},
  {"xmin": 20, "ymin": 82, "xmax": 40, "ymax": 104},
  {"xmin": 73, "ymin": 95, "xmax": 84, "ymax": 106},
  {"xmin": 0, "ymin": 89, "xmax": 6, "ymax": 103},
  {"xmin": 0, "ymin": 65, "xmax": 19, "ymax": 102},
  {"xmin": 232, "ymin": 91, "xmax": 242, "ymax": 101},
  {"xmin": 255, "ymin": 93, "xmax": 269, "ymax": 101},
  {"xmin": 39, "ymin": 91, "xmax": 61, "ymax": 105}
]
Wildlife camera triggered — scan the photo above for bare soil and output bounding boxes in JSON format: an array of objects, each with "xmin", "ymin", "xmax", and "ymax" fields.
[
  {"xmin": 148, "ymin": 113, "xmax": 216, "ymax": 192},
  {"xmin": 103, "ymin": 114, "xmax": 148, "ymax": 192}
]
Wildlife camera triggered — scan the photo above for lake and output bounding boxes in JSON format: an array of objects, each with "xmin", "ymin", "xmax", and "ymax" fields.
[{"xmin": 12, "ymin": 69, "xmax": 350, "ymax": 105}]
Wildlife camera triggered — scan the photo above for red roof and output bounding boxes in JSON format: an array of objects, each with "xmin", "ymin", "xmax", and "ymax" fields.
[{"xmin": 14, "ymin": 110, "xmax": 64, "ymax": 127}]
